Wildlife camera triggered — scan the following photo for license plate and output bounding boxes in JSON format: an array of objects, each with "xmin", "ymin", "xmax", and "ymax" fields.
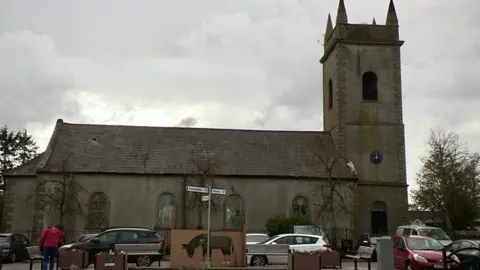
[{"xmin": 434, "ymin": 264, "xmax": 448, "ymax": 269}]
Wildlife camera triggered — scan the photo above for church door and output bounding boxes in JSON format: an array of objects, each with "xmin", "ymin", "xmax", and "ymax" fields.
[{"xmin": 371, "ymin": 201, "xmax": 388, "ymax": 234}]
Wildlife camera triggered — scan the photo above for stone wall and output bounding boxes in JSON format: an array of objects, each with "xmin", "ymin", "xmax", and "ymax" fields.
[{"xmin": 9, "ymin": 173, "xmax": 355, "ymax": 235}]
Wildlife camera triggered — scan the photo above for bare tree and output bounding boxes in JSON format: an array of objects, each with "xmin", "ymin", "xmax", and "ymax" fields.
[
  {"xmin": 26, "ymin": 155, "xmax": 85, "ymax": 227},
  {"xmin": 182, "ymin": 142, "xmax": 221, "ymax": 229},
  {"xmin": 305, "ymin": 136, "xmax": 357, "ymax": 238}
]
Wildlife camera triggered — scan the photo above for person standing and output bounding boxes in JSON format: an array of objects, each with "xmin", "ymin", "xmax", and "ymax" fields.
[{"xmin": 40, "ymin": 224, "xmax": 65, "ymax": 270}]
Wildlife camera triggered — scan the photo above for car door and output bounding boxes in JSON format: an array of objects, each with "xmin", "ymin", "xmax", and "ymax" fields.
[
  {"xmin": 87, "ymin": 231, "xmax": 119, "ymax": 259},
  {"xmin": 457, "ymin": 241, "xmax": 475, "ymax": 262},
  {"xmin": 393, "ymin": 238, "xmax": 409, "ymax": 270},
  {"xmin": 269, "ymin": 236, "xmax": 295, "ymax": 265},
  {"xmin": 117, "ymin": 230, "xmax": 139, "ymax": 244},
  {"xmin": 15, "ymin": 234, "xmax": 29, "ymax": 261},
  {"xmin": 292, "ymin": 236, "xmax": 321, "ymax": 252},
  {"xmin": 9, "ymin": 234, "xmax": 22, "ymax": 260}
]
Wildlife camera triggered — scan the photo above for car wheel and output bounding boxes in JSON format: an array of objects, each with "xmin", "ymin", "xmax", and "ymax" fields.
[
  {"xmin": 406, "ymin": 261, "xmax": 412, "ymax": 270},
  {"xmin": 251, "ymin": 255, "xmax": 267, "ymax": 266},
  {"xmin": 135, "ymin": 255, "xmax": 152, "ymax": 267},
  {"xmin": 10, "ymin": 251, "xmax": 16, "ymax": 263}
]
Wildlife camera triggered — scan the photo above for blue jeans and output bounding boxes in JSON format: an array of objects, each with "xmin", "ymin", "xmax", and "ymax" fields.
[{"xmin": 42, "ymin": 247, "xmax": 58, "ymax": 270}]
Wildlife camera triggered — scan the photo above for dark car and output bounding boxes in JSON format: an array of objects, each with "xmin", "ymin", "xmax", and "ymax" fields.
[
  {"xmin": 59, "ymin": 228, "xmax": 164, "ymax": 267},
  {"xmin": 0, "ymin": 233, "xmax": 32, "ymax": 263},
  {"xmin": 448, "ymin": 239, "xmax": 480, "ymax": 267}
]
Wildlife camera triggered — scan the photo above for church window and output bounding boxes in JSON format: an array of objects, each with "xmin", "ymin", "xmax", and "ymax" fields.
[
  {"xmin": 224, "ymin": 194, "xmax": 244, "ymax": 229},
  {"xmin": 292, "ymin": 195, "xmax": 309, "ymax": 216},
  {"xmin": 362, "ymin": 71, "xmax": 378, "ymax": 101},
  {"xmin": 371, "ymin": 201, "xmax": 388, "ymax": 211},
  {"xmin": 157, "ymin": 193, "xmax": 176, "ymax": 228},
  {"xmin": 88, "ymin": 192, "xmax": 109, "ymax": 230},
  {"xmin": 328, "ymin": 79, "xmax": 333, "ymax": 110}
]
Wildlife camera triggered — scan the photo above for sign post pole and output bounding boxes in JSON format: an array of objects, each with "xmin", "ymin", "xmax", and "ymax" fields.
[
  {"xmin": 186, "ymin": 185, "xmax": 226, "ymax": 267},
  {"xmin": 206, "ymin": 185, "xmax": 212, "ymax": 268}
]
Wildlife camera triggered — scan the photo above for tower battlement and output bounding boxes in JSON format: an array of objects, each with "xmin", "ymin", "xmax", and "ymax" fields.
[{"xmin": 321, "ymin": 0, "xmax": 403, "ymax": 63}]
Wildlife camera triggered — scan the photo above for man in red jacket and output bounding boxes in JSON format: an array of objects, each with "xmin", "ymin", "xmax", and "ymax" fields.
[{"xmin": 40, "ymin": 224, "xmax": 65, "ymax": 270}]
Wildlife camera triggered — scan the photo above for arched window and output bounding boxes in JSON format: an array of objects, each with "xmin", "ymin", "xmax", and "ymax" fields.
[
  {"xmin": 371, "ymin": 201, "xmax": 388, "ymax": 212},
  {"xmin": 362, "ymin": 71, "xmax": 378, "ymax": 101},
  {"xmin": 292, "ymin": 195, "xmax": 309, "ymax": 216},
  {"xmin": 224, "ymin": 195, "xmax": 244, "ymax": 229},
  {"xmin": 328, "ymin": 79, "xmax": 333, "ymax": 110},
  {"xmin": 88, "ymin": 192, "xmax": 109, "ymax": 229},
  {"xmin": 157, "ymin": 193, "xmax": 176, "ymax": 228}
]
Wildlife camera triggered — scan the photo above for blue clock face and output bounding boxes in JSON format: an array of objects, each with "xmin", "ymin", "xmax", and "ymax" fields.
[{"xmin": 370, "ymin": 151, "xmax": 383, "ymax": 165}]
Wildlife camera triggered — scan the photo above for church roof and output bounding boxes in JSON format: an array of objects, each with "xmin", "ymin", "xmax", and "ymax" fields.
[
  {"xmin": 3, "ymin": 153, "xmax": 44, "ymax": 176},
  {"xmin": 30, "ymin": 119, "xmax": 354, "ymax": 178}
]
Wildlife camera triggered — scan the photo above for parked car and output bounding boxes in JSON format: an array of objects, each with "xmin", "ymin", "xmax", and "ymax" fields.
[
  {"xmin": 393, "ymin": 235, "xmax": 459, "ymax": 270},
  {"xmin": 448, "ymin": 239, "xmax": 480, "ymax": 267},
  {"xmin": 59, "ymin": 227, "xmax": 164, "ymax": 267},
  {"xmin": 357, "ymin": 233, "xmax": 390, "ymax": 262},
  {"xmin": 396, "ymin": 224, "xmax": 452, "ymax": 246},
  {"xmin": 247, "ymin": 233, "xmax": 330, "ymax": 266},
  {"xmin": 0, "ymin": 233, "xmax": 32, "ymax": 263},
  {"xmin": 246, "ymin": 233, "xmax": 269, "ymax": 244}
]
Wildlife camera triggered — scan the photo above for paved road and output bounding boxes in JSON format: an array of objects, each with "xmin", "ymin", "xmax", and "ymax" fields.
[{"xmin": 4, "ymin": 260, "xmax": 377, "ymax": 270}]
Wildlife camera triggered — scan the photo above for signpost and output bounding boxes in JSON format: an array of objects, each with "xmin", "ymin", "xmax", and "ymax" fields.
[{"xmin": 186, "ymin": 185, "xmax": 227, "ymax": 267}]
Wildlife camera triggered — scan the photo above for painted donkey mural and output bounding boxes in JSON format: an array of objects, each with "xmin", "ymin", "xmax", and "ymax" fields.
[{"xmin": 182, "ymin": 233, "xmax": 235, "ymax": 263}]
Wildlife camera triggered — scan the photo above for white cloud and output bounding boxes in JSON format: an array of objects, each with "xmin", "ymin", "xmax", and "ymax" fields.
[{"xmin": 0, "ymin": 31, "xmax": 80, "ymax": 128}]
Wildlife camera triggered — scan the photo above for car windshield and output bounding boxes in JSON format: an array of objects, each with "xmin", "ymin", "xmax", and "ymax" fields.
[
  {"xmin": 0, "ymin": 236, "xmax": 8, "ymax": 243},
  {"xmin": 418, "ymin": 229, "xmax": 450, "ymax": 241},
  {"xmin": 257, "ymin": 235, "xmax": 278, "ymax": 244},
  {"xmin": 80, "ymin": 234, "xmax": 96, "ymax": 241},
  {"xmin": 406, "ymin": 238, "xmax": 444, "ymax": 251},
  {"xmin": 246, "ymin": 235, "xmax": 269, "ymax": 243}
]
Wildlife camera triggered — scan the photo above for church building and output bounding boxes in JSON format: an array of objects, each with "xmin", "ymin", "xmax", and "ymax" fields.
[{"xmin": 3, "ymin": 0, "xmax": 408, "ymax": 239}]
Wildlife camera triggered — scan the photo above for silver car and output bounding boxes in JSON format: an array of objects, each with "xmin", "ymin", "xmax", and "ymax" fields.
[{"xmin": 247, "ymin": 233, "xmax": 330, "ymax": 266}]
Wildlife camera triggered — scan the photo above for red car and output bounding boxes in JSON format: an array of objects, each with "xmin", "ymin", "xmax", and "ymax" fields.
[{"xmin": 393, "ymin": 235, "xmax": 460, "ymax": 270}]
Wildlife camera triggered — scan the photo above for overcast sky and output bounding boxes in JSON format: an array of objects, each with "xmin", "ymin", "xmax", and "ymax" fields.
[{"xmin": 1, "ymin": 0, "xmax": 479, "ymax": 191}]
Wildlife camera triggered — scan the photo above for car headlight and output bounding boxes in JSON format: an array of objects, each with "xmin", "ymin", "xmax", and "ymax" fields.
[
  {"xmin": 413, "ymin": 253, "xmax": 428, "ymax": 263},
  {"xmin": 451, "ymin": 254, "xmax": 460, "ymax": 263}
]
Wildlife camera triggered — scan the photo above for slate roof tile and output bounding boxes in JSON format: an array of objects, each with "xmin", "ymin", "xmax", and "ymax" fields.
[{"xmin": 35, "ymin": 119, "xmax": 353, "ymax": 178}]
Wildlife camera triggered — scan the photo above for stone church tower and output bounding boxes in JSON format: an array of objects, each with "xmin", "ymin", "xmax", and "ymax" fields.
[{"xmin": 320, "ymin": 0, "xmax": 408, "ymax": 234}]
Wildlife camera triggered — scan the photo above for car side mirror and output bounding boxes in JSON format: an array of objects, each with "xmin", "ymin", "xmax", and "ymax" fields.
[
  {"xmin": 397, "ymin": 247, "xmax": 406, "ymax": 252},
  {"xmin": 90, "ymin": 238, "xmax": 100, "ymax": 244}
]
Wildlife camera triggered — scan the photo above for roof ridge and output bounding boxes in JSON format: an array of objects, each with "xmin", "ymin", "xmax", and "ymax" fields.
[
  {"xmin": 60, "ymin": 119, "xmax": 330, "ymax": 134},
  {"xmin": 36, "ymin": 119, "xmax": 64, "ymax": 170}
]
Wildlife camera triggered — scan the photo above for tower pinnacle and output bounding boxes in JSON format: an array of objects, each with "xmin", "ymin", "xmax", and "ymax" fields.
[
  {"xmin": 325, "ymin": 14, "xmax": 333, "ymax": 42},
  {"xmin": 372, "ymin": 17, "xmax": 377, "ymax": 25},
  {"xmin": 336, "ymin": 0, "xmax": 348, "ymax": 25},
  {"xmin": 386, "ymin": 0, "xmax": 398, "ymax": 26}
]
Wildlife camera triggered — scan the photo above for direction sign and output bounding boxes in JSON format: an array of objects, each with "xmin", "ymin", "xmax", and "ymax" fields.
[
  {"xmin": 202, "ymin": 195, "xmax": 210, "ymax": 201},
  {"xmin": 186, "ymin": 186, "xmax": 208, "ymax": 193},
  {"xmin": 211, "ymin": 188, "xmax": 226, "ymax": 195}
]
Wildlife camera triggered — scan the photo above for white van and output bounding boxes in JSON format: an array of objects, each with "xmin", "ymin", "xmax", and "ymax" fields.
[{"xmin": 395, "ymin": 224, "xmax": 452, "ymax": 246}]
